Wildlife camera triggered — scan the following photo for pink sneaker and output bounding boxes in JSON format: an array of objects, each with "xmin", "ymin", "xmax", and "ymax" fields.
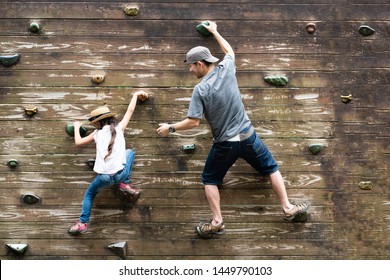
[
  {"xmin": 118, "ymin": 183, "xmax": 140, "ymax": 202},
  {"xmin": 68, "ymin": 221, "xmax": 88, "ymax": 235}
]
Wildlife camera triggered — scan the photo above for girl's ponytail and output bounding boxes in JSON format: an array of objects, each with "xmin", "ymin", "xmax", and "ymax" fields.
[
  {"xmin": 98, "ymin": 117, "xmax": 117, "ymax": 161},
  {"xmin": 104, "ymin": 121, "xmax": 117, "ymax": 160}
]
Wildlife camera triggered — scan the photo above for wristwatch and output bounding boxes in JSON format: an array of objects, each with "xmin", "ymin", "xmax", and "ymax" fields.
[{"xmin": 168, "ymin": 125, "xmax": 176, "ymax": 133}]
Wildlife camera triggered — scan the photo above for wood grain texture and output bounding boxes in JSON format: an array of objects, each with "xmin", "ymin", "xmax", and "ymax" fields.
[{"xmin": 0, "ymin": 0, "xmax": 389, "ymax": 260}]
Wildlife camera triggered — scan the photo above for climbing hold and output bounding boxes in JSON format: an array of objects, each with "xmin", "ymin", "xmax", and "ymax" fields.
[
  {"xmin": 29, "ymin": 22, "xmax": 41, "ymax": 33},
  {"xmin": 107, "ymin": 241, "xmax": 127, "ymax": 259},
  {"xmin": 24, "ymin": 105, "xmax": 38, "ymax": 116},
  {"xmin": 359, "ymin": 181, "xmax": 373, "ymax": 190},
  {"xmin": 358, "ymin": 25, "xmax": 375, "ymax": 36},
  {"xmin": 86, "ymin": 159, "xmax": 95, "ymax": 168},
  {"xmin": 293, "ymin": 211, "xmax": 308, "ymax": 222},
  {"xmin": 341, "ymin": 94, "xmax": 352, "ymax": 104},
  {"xmin": 7, "ymin": 159, "xmax": 19, "ymax": 168},
  {"xmin": 306, "ymin": 23, "xmax": 316, "ymax": 34},
  {"xmin": 65, "ymin": 124, "xmax": 87, "ymax": 137},
  {"xmin": 92, "ymin": 74, "xmax": 105, "ymax": 84},
  {"xmin": 21, "ymin": 194, "xmax": 41, "ymax": 205},
  {"xmin": 6, "ymin": 243, "xmax": 28, "ymax": 255},
  {"xmin": 182, "ymin": 144, "xmax": 196, "ymax": 151},
  {"xmin": 123, "ymin": 5, "xmax": 139, "ymax": 16},
  {"xmin": 0, "ymin": 54, "xmax": 20, "ymax": 67},
  {"xmin": 308, "ymin": 144, "xmax": 324, "ymax": 155},
  {"xmin": 196, "ymin": 21, "xmax": 211, "ymax": 37},
  {"xmin": 264, "ymin": 75, "xmax": 288, "ymax": 86}
]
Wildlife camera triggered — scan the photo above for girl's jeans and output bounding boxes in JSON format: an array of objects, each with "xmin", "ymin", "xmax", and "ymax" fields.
[{"xmin": 79, "ymin": 149, "xmax": 135, "ymax": 223}]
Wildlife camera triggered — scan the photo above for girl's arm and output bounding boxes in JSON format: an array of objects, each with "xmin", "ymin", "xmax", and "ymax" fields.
[
  {"xmin": 73, "ymin": 121, "xmax": 95, "ymax": 147},
  {"xmin": 119, "ymin": 91, "xmax": 149, "ymax": 132}
]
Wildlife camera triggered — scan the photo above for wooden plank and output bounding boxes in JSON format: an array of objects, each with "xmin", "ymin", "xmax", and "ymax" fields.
[
  {"xmin": 0, "ymin": 103, "xmax": 337, "ymax": 122},
  {"xmin": 0, "ymin": 119, "xmax": 335, "ymax": 137},
  {"xmin": 2, "ymin": 36, "xmax": 386, "ymax": 55},
  {"xmin": 0, "ymin": 204, "xmax": 334, "ymax": 223},
  {"xmin": 0, "ymin": 69, "xmax": 335, "ymax": 88},
  {"xmin": 0, "ymin": 221, "xmax": 335, "ymax": 241},
  {"xmin": 0, "ymin": 86, "xmax": 338, "ymax": 103},
  {"xmin": 1, "ymin": 51, "xmax": 388, "ymax": 72},
  {"xmin": 0, "ymin": 52, "xmax": 334, "ymax": 72},
  {"xmin": 1, "ymin": 2, "xmax": 389, "ymax": 21},
  {"xmin": 0, "ymin": 185, "xmax": 377, "ymax": 208},
  {"xmin": 0, "ymin": 238, "xmax": 348, "ymax": 259},
  {"xmin": 1, "ymin": 19, "xmax": 389, "ymax": 39},
  {"xmin": 0, "ymin": 137, "xmax": 339, "ymax": 156}
]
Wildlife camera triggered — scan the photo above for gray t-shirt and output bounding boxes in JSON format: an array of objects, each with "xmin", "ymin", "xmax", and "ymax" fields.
[{"xmin": 187, "ymin": 54, "xmax": 251, "ymax": 142}]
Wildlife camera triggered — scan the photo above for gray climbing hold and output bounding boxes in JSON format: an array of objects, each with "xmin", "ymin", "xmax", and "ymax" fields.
[
  {"xmin": 6, "ymin": 243, "xmax": 28, "ymax": 255},
  {"xmin": 107, "ymin": 241, "xmax": 127, "ymax": 259}
]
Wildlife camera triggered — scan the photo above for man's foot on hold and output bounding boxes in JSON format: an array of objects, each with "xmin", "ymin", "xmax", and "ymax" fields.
[
  {"xmin": 283, "ymin": 202, "xmax": 309, "ymax": 221},
  {"xmin": 196, "ymin": 220, "xmax": 225, "ymax": 239},
  {"xmin": 118, "ymin": 183, "xmax": 140, "ymax": 202},
  {"xmin": 68, "ymin": 221, "xmax": 88, "ymax": 235}
]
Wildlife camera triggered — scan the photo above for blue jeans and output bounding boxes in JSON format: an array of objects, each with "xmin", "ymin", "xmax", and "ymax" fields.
[
  {"xmin": 79, "ymin": 149, "xmax": 135, "ymax": 223},
  {"xmin": 202, "ymin": 127, "xmax": 279, "ymax": 185}
]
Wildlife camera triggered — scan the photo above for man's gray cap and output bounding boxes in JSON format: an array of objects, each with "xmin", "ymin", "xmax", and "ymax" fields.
[{"xmin": 184, "ymin": 46, "xmax": 219, "ymax": 64}]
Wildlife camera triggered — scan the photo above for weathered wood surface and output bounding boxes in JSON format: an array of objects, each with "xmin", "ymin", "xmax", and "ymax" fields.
[{"xmin": 0, "ymin": 0, "xmax": 389, "ymax": 260}]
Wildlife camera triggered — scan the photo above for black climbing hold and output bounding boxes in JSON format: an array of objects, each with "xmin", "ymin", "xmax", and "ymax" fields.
[
  {"xmin": 358, "ymin": 25, "xmax": 375, "ymax": 36},
  {"xmin": 21, "ymin": 194, "xmax": 41, "ymax": 205}
]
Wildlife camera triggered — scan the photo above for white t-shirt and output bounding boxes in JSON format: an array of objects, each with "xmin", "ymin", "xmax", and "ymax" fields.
[{"xmin": 93, "ymin": 124, "xmax": 126, "ymax": 174}]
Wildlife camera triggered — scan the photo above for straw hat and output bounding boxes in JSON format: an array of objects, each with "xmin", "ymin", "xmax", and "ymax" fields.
[{"xmin": 88, "ymin": 106, "xmax": 116, "ymax": 124}]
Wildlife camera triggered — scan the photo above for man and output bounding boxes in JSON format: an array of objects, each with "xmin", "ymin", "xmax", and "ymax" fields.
[{"xmin": 157, "ymin": 21, "xmax": 308, "ymax": 238}]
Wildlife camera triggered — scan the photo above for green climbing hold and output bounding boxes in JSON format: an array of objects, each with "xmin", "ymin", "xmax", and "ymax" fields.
[
  {"xmin": 308, "ymin": 144, "xmax": 324, "ymax": 155},
  {"xmin": 65, "ymin": 124, "xmax": 87, "ymax": 137},
  {"xmin": 264, "ymin": 75, "xmax": 288, "ymax": 86},
  {"xmin": 196, "ymin": 21, "xmax": 211, "ymax": 37},
  {"xmin": 29, "ymin": 22, "xmax": 41, "ymax": 33},
  {"xmin": 0, "ymin": 54, "xmax": 20, "ymax": 67},
  {"xmin": 7, "ymin": 159, "xmax": 19, "ymax": 168}
]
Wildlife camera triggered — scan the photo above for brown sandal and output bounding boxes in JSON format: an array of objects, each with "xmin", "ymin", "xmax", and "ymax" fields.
[
  {"xmin": 283, "ymin": 202, "xmax": 308, "ymax": 221},
  {"xmin": 196, "ymin": 220, "xmax": 225, "ymax": 239}
]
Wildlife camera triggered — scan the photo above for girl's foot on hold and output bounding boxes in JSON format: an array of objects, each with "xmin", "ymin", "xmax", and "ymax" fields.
[
  {"xmin": 68, "ymin": 221, "xmax": 88, "ymax": 235},
  {"xmin": 118, "ymin": 183, "xmax": 140, "ymax": 202}
]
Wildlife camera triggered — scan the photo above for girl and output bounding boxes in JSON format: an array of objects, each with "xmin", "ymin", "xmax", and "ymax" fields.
[{"xmin": 68, "ymin": 91, "xmax": 149, "ymax": 235}]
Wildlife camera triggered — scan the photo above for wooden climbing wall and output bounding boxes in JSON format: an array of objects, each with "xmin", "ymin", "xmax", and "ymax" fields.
[{"xmin": 0, "ymin": 0, "xmax": 389, "ymax": 260}]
